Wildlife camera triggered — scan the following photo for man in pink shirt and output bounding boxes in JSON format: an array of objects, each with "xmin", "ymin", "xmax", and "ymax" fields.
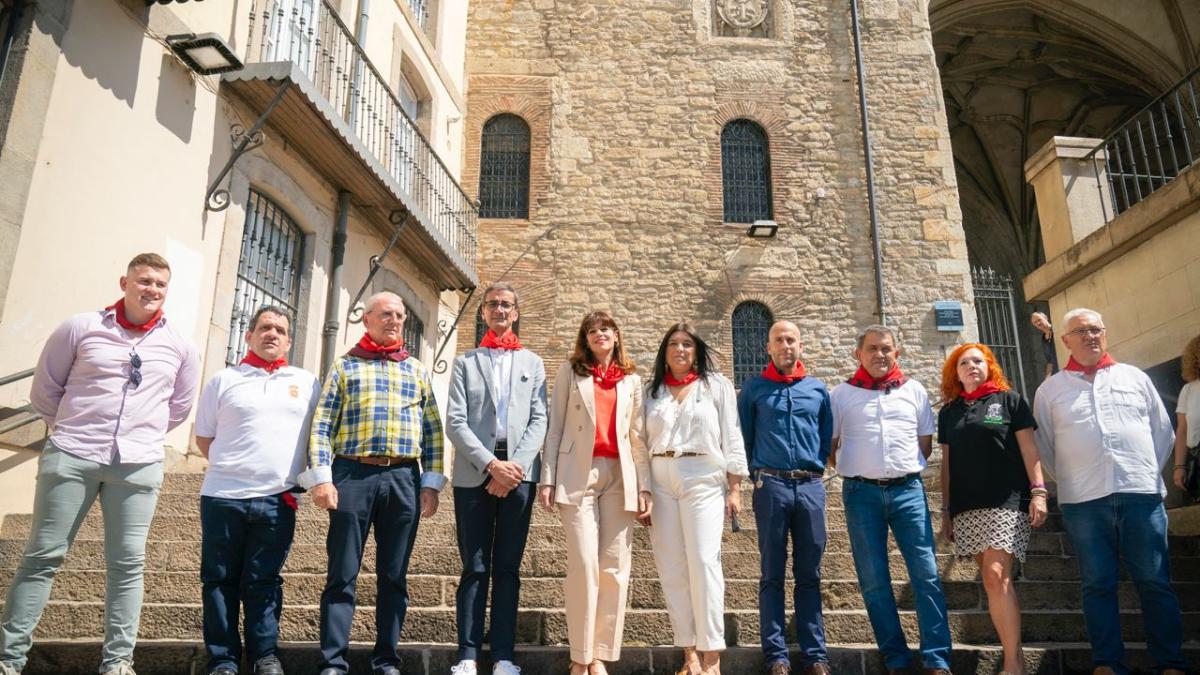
[{"xmin": 0, "ymin": 253, "xmax": 201, "ymax": 675}]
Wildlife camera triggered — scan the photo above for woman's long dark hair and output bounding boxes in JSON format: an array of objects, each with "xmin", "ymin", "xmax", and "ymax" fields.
[{"xmin": 650, "ymin": 322, "xmax": 715, "ymax": 397}]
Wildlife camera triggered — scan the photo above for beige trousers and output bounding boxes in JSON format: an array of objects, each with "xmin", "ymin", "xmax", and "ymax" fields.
[{"xmin": 559, "ymin": 456, "xmax": 636, "ymax": 664}]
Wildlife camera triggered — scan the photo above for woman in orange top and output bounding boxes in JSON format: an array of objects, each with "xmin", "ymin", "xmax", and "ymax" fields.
[{"xmin": 538, "ymin": 311, "xmax": 652, "ymax": 675}]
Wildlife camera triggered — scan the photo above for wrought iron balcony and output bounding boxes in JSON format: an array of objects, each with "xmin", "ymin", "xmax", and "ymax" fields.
[
  {"xmin": 1086, "ymin": 66, "xmax": 1200, "ymax": 220},
  {"xmin": 225, "ymin": 0, "xmax": 477, "ymax": 290}
]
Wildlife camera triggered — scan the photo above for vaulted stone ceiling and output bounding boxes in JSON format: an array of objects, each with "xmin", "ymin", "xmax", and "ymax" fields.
[{"xmin": 929, "ymin": 0, "xmax": 1200, "ymax": 278}]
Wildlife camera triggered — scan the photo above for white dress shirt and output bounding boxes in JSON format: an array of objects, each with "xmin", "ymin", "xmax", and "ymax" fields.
[
  {"xmin": 1177, "ymin": 380, "xmax": 1200, "ymax": 448},
  {"xmin": 490, "ymin": 348, "xmax": 514, "ymax": 442},
  {"xmin": 641, "ymin": 374, "xmax": 749, "ymax": 477},
  {"xmin": 194, "ymin": 364, "xmax": 321, "ymax": 499},
  {"xmin": 1034, "ymin": 364, "xmax": 1174, "ymax": 504},
  {"xmin": 831, "ymin": 378, "xmax": 935, "ymax": 479}
]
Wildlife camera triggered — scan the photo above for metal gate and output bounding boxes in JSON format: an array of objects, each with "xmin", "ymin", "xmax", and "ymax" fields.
[{"xmin": 971, "ymin": 267, "xmax": 1028, "ymax": 399}]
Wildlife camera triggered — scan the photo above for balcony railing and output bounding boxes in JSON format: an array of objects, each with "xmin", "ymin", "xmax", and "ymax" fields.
[
  {"xmin": 244, "ymin": 0, "xmax": 476, "ymax": 275},
  {"xmin": 1086, "ymin": 66, "xmax": 1200, "ymax": 219}
]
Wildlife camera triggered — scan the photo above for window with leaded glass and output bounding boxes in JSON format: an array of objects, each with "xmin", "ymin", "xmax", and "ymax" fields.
[
  {"xmin": 732, "ymin": 301, "xmax": 773, "ymax": 387},
  {"xmin": 227, "ymin": 190, "xmax": 305, "ymax": 365},
  {"xmin": 479, "ymin": 114, "xmax": 531, "ymax": 219},
  {"xmin": 721, "ymin": 119, "xmax": 772, "ymax": 223}
]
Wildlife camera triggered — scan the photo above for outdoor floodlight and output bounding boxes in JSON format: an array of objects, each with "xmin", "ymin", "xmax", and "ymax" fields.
[
  {"xmin": 166, "ymin": 33, "xmax": 243, "ymax": 76},
  {"xmin": 746, "ymin": 220, "xmax": 779, "ymax": 238}
]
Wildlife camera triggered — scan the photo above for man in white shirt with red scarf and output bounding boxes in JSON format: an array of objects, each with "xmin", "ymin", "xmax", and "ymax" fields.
[
  {"xmin": 1034, "ymin": 308, "xmax": 1185, "ymax": 675},
  {"xmin": 194, "ymin": 305, "xmax": 320, "ymax": 675}
]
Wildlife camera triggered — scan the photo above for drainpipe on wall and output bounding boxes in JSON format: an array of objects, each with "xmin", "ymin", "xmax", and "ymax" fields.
[
  {"xmin": 321, "ymin": 190, "xmax": 351, "ymax": 378},
  {"xmin": 850, "ymin": 0, "xmax": 887, "ymax": 325}
]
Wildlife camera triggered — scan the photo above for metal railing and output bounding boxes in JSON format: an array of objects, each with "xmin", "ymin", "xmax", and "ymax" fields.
[
  {"xmin": 245, "ymin": 0, "xmax": 477, "ymax": 274},
  {"xmin": 1087, "ymin": 66, "xmax": 1200, "ymax": 219},
  {"xmin": 403, "ymin": 0, "xmax": 429, "ymax": 32},
  {"xmin": 971, "ymin": 267, "xmax": 1027, "ymax": 400},
  {"xmin": 0, "ymin": 368, "xmax": 40, "ymax": 436}
]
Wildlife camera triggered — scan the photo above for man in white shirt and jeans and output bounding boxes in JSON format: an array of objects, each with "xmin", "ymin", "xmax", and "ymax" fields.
[
  {"xmin": 830, "ymin": 325, "xmax": 951, "ymax": 675},
  {"xmin": 1033, "ymin": 308, "xmax": 1185, "ymax": 675},
  {"xmin": 194, "ymin": 306, "xmax": 320, "ymax": 675}
]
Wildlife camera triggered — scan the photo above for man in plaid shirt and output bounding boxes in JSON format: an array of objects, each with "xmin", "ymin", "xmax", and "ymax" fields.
[{"xmin": 298, "ymin": 291, "xmax": 445, "ymax": 675}]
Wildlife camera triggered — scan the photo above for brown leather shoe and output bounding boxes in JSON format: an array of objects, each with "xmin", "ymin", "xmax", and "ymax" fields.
[
  {"xmin": 800, "ymin": 664, "xmax": 830, "ymax": 675},
  {"xmin": 768, "ymin": 662, "xmax": 790, "ymax": 675}
]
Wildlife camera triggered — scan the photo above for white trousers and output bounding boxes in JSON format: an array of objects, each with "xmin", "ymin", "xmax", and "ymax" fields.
[{"xmin": 648, "ymin": 455, "xmax": 727, "ymax": 651}]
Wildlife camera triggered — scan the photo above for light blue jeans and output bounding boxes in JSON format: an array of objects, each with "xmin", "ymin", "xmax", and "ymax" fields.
[{"xmin": 0, "ymin": 441, "xmax": 163, "ymax": 672}]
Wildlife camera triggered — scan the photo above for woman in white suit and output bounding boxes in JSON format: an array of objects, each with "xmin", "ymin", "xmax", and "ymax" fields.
[
  {"xmin": 538, "ymin": 310, "xmax": 652, "ymax": 675},
  {"xmin": 641, "ymin": 323, "xmax": 748, "ymax": 675}
]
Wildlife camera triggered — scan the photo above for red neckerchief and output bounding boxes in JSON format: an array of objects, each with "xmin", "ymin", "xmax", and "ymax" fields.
[
  {"xmin": 664, "ymin": 370, "xmax": 699, "ymax": 387},
  {"xmin": 847, "ymin": 363, "xmax": 909, "ymax": 392},
  {"xmin": 479, "ymin": 329, "xmax": 522, "ymax": 350},
  {"xmin": 961, "ymin": 380, "xmax": 1003, "ymax": 402},
  {"xmin": 1065, "ymin": 353, "xmax": 1117, "ymax": 377},
  {"xmin": 591, "ymin": 363, "xmax": 626, "ymax": 390},
  {"xmin": 241, "ymin": 351, "xmax": 288, "ymax": 373},
  {"xmin": 105, "ymin": 299, "xmax": 162, "ymax": 332},
  {"xmin": 348, "ymin": 333, "xmax": 409, "ymax": 362},
  {"xmin": 761, "ymin": 360, "xmax": 807, "ymax": 383}
]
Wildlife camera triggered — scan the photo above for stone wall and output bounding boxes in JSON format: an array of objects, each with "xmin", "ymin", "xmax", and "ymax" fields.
[{"xmin": 460, "ymin": 0, "xmax": 974, "ymax": 390}]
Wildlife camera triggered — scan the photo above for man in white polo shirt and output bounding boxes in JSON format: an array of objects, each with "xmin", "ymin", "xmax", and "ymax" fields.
[
  {"xmin": 194, "ymin": 306, "xmax": 320, "ymax": 675},
  {"xmin": 830, "ymin": 325, "xmax": 950, "ymax": 675},
  {"xmin": 1034, "ymin": 308, "xmax": 1185, "ymax": 675}
]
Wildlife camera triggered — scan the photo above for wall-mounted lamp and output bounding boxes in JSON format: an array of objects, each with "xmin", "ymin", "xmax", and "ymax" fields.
[
  {"xmin": 166, "ymin": 33, "xmax": 243, "ymax": 76},
  {"xmin": 746, "ymin": 220, "xmax": 778, "ymax": 238}
]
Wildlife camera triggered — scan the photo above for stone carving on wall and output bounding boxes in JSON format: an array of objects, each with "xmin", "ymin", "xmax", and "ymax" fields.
[{"xmin": 715, "ymin": 0, "xmax": 770, "ymax": 38}]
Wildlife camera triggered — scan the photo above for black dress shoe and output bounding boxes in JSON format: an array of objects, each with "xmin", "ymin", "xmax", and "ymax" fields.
[{"xmin": 254, "ymin": 656, "xmax": 283, "ymax": 675}]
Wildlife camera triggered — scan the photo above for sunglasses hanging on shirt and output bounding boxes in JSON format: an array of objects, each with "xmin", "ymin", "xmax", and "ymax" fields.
[{"xmin": 128, "ymin": 351, "xmax": 143, "ymax": 388}]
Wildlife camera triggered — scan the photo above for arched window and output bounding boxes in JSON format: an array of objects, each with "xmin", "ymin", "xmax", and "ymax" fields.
[
  {"xmin": 721, "ymin": 119, "xmax": 772, "ymax": 223},
  {"xmin": 732, "ymin": 301, "xmax": 773, "ymax": 387},
  {"xmin": 479, "ymin": 114, "xmax": 531, "ymax": 219},
  {"xmin": 227, "ymin": 189, "xmax": 305, "ymax": 365}
]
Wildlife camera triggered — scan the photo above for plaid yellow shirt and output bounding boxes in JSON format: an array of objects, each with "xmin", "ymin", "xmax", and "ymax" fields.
[{"xmin": 307, "ymin": 354, "xmax": 445, "ymax": 485}]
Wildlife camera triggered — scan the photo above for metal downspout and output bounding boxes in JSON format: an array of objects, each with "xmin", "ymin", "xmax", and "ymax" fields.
[
  {"xmin": 321, "ymin": 190, "xmax": 351, "ymax": 377},
  {"xmin": 850, "ymin": 0, "xmax": 887, "ymax": 325}
]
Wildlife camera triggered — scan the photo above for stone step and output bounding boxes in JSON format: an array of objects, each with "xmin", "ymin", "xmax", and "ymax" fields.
[
  {"xmin": 16, "ymin": 601, "xmax": 1200, "ymax": 646},
  {"xmin": 21, "ymin": 640, "xmax": 1200, "ymax": 675},
  {"xmin": 6, "ymin": 537, "xmax": 1194, "ymax": 583},
  {"xmin": 3, "ymin": 512, "xmax": 1120, "ymax": 557},
  {"xmin": 5, "ymin": 569, "xmax": 1198, "ymax": 613}
]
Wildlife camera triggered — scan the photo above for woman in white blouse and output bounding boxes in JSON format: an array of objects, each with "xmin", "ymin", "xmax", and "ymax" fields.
[
  {"xmin": 641, "ymin": 322, "xmax": 749, "ymax": 675},
  {"xmin": 1174, "ymin": 333, "xmax": 1200, "ymax": 493}
]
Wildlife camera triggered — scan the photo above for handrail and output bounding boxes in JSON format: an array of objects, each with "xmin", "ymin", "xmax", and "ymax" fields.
[
  {"xmin": 1084, "ymin": 66, "xmax": 1200, "ymax": 219},
  {"xmin": 0, "ymin": 368, "xmax": 33, "ymax": 387}
]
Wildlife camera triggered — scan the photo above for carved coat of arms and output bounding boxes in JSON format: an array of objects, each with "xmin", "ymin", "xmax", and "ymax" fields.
[{"xmin": 716, "ymin": 0, "xmax": 768, "ymax": 31}]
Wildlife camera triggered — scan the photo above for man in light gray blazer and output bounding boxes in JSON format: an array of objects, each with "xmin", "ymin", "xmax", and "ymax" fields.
[{"xmin": 446, "ymin": 282, "xmax": 548, "ymax": 675}]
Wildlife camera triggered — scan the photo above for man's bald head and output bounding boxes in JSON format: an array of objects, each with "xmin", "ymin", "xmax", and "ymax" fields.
[
  {"xmin": 766, "ymin": 320, "xmax": 802, "ymax": 373},
  {"xmin": 363, "ymin": 291, "xmax": 407, "ymax": 346}
]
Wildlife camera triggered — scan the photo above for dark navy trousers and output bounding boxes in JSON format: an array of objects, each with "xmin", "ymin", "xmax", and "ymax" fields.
[{"xmin": 318, "ymin": 459, "xmax": 421, "ymax": 674}]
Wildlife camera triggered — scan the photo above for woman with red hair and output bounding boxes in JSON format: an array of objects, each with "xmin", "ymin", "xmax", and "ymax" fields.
[{"xmin": 937, "ymin": 344, "xmax": 1047, "ymax": 675}]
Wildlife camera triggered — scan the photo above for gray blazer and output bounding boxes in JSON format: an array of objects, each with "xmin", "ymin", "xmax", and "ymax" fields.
[{"xmin": 446, "ymin": 347, "xmax": 548, "ymax": 488}]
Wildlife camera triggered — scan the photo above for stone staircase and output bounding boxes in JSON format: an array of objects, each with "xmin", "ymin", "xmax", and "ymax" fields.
[{"xmin": 0, "ymin": 471, "xmax": 1197, "ymax": 674}]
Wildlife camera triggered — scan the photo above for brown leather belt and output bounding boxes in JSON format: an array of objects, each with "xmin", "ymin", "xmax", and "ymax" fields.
[
  {"xmin": 756, "ymin": 467, "xmax": 822, "ymax": 480},
  {"xmin": 654, "ymin": 450, "xmax": 703, "ymax": 458},
  {"xmin": 336, "ymin": 455, "xmax": 418, "ymax": 467}
]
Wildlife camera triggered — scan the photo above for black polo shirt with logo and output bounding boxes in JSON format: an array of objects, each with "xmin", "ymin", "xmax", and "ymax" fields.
[{"xmin": 937, "ymin": 389, "xmax": 1036, "ymax": 517}]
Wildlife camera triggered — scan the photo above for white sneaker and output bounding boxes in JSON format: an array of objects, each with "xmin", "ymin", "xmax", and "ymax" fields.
[
  {"xmin": 493, "ymin": 661, "xmax": 521, "ymax": 675},
  {"xmin": 101, "ymin": 662, "xmax": 137, "ymax": 675},
  {"xmin": 450, "ymin": 660, "xmax": 477, "ymax": 675}
]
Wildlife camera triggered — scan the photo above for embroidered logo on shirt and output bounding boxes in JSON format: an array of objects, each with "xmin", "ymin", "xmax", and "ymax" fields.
[
  {"xmin": 982, "ymin": 402, "xmax": 1005, "ymax": 425},
  {"xmin": 289, "ymin": 385, "xmax": 299, "ymax": 399}
]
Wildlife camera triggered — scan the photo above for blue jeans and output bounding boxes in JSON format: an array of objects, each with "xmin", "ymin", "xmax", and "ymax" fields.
[
  {"xmin": 753, "ymin": 473, "xmax": 827, "ymax": 667},
  {"xmin": 0, "ymin": 441, "xmax": 162, "ymax": 673},
  {"xmin": 842, "ymin": 476, "xmax": 951, "ymax": 671},
  {"xmin": 454, "ymin": 481, "xmax": 535, "ymax": 662},
  {"xmin": 200, "ymin": 492, "xmax": 297, "ymax": 671},
  {"xmin": 1059, "ymin": 492, "xmax": 1186, "ymax": 673},
  {"xmin": 318, "ymin": 458, "xmax": 421, "ymax": 674}
]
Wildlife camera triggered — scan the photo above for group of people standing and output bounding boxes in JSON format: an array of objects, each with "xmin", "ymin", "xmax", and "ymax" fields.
[{"xmin": 0, "ymin": 253, "xmax": 1191, "ymax": 675}]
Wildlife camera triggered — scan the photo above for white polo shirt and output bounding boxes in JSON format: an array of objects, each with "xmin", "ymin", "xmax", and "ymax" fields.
[
  {"xmin": 831, "ymin": 378, "xmax": 935, "ymax": 479},
  {"xmin": 195, "ymin": 364, "xmax": 321, "ymax": 499}
]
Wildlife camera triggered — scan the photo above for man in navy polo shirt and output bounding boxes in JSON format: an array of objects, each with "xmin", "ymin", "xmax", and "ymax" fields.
[{"xmin": 737, "ymin": 320, "xmax": 832, "ymax": 675}]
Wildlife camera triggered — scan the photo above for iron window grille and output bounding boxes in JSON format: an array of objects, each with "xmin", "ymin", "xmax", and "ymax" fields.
[
  {"xmin": 227, "ymin": 189, "xmax": 305, "ymax": 365},
  {"xmin": 403, "ymin": 309, "xmax": 424, "ymax": 360},
  {"xmin": 732, "ymin": 301, "xmax": 773, "ymax": 388},
  {"xmin": 479, "ymin": 113, "xmax": 531, "ymax": 219},
  {"xmin": 721, "ymin": 119, "xmax": 773, "ymax": 223}
]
